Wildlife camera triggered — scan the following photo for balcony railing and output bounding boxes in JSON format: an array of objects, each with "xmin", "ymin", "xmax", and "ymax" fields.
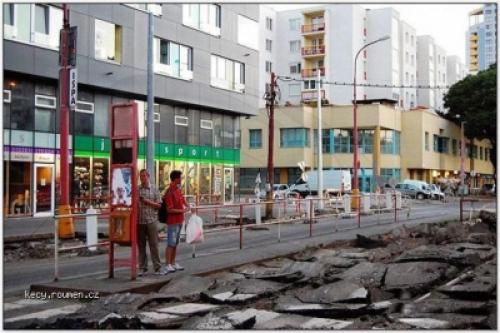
[
  {"xmin": 301, "ymin": 90, "xmax": 325, "ymax": 102},
  {"xmin": 301, "ymin": 67, "xmax": 325, "ymax": 78},
  {"xmin": 301, "ymin": 23, "xmax": 325, "ymax": 34},
  {"xmin": 301, "ymin": 45, "xmax": 325, "ymax": 57}
]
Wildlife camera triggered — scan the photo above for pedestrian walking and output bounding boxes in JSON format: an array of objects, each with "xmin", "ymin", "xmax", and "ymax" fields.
[
  {"xmin": 164, "ymin": 170, "xmax": 190, "ymax": 273},
  {"xmin": 138, "ymin": 169, "xmax": 163, "ymax": 276}
]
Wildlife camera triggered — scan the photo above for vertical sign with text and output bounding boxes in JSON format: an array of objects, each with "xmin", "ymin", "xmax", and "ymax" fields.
[{"xmin": 69, "ymin": 68, "xmax": 77, "ymax": 109}]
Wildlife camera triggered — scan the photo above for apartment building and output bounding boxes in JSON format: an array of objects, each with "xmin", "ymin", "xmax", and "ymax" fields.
[
  {"xmin": 258, "ymin": 5, "xmax": 277, "ymax": 108},
  {"xmin": 3, "ymin": 3, "xmax": 259, "ymax": 217},
  {"xmin": 466, "ymin": 4, "xmax": 497, "ymax": 74},
  {"xmin": 240, "ymin": 103, "xmax": 494, "ymax": 192},
  {"xmin": 416, "ymin": 35, "xmax": 448, "ymax": 112},
  {"xmin": 446, "ymin": 55, "xmax": 468, "ymax": 86}
]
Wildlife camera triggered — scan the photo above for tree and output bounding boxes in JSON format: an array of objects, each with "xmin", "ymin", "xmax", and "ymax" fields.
[{"xmin": 439, "ymin": 63, "xmax": 497, "ymax": 173}]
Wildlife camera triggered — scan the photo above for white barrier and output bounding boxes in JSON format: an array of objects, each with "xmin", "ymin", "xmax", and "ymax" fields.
[
  {"xmin": 385, "ymin": 193, "xmax": 393, "ymax": 210},
  {"xmin": 85, "ymin": 207, "xmax": 98, "ymax": 251},
  {"xmin": 361, "ymin": 193, "xmax": 371, "ymax": 214},
  {"xmin": 395, "ymin": 192, "xmax": 402, "ymax": 209},
  {"xmin": 343, "ymin": 194, "xmax": 351, "ymax": 213}
]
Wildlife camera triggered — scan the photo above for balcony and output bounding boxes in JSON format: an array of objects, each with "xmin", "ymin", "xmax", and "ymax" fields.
[
  {"xmin": 469, "ymin": 34, "xmax": 478, "ymax": 41},
  {"xmin": 301, "ymin": 45, "xmax": 325, "ymax": 57},
  {"xmin": 301, "ymin": 90, "xmax": 325, "ymax": 102},
  {"xmin": 301, "ymin": 67, "xmax": 325, "ymax": 78},
  {"xmin": 301, "ymin": 23, "xmax": 325, "ymax": 34}
]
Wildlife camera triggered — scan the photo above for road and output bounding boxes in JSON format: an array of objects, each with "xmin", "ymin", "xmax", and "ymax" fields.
[{"xmin": 3, "ymin": 199, "xmax": 477, "ymax": 298}]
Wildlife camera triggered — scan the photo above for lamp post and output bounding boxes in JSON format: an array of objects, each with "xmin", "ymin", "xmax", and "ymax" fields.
[
  {"xmin": 317, "ymin": 68, "xmax": 324, "ymax": 208},
  {"xmin": 352, "ymin": 35, "xmax": 390, "ymax": 208}
]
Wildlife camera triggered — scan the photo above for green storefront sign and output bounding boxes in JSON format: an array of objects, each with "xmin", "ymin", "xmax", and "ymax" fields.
[{"xmin": 74, "ymin": 135, "xmax": 239, "ymax": 165}]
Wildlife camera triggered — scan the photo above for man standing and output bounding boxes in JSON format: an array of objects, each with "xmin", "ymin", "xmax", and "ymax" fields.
[
  {"xmin": 138, "ymin": 169, "xmax": 163, "ymax": 276},
  {"xmin": 164, "ymin": 170, "xmax": 190, "ymax": 272}
]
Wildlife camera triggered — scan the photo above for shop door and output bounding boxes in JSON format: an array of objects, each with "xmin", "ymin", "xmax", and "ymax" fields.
[
  {"xmin": 223, "ymin": 168, "xmax": 234, "ymax": 204},
  {"xmin": 33, "ymin": 164, "xmax": 55, "ymax": 217}
]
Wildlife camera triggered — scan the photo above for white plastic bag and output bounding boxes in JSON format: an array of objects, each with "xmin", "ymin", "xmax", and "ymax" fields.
[{"xmin": 186, "ymin": 214, "xmax": 204, "ymax": 244}]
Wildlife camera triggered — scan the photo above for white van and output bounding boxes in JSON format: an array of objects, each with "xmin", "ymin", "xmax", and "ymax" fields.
[{"xmin": 289, "ymin": 170, "xmax": 351, "ymax": 198}]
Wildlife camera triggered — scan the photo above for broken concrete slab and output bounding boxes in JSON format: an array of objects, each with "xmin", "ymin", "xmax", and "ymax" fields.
[
  {"xmin": 274, "ymin": 295, "xmax": 369, "ymax": 317},
  {"xmin": 318, "ymin": 256, "xmax": 357, "ymax": 268},
  {"xmin": 406, "ymin": 298, "xmax": 489, "ymax": 315},
  {"xmin": 398, "ymin": 317, "xmax": 450, "ymax": 329},
  {"xmin": 232, "ymin": 264, "xmax": 304, "ymax": 283},
  {"xmin": 181, "ymin": 312, "xmax": 233, "ymax": 330},
  {"xmin": 299, "ymin": 317, "xmax": 353, "ymax": 329},
  {"xmin": 339, "ymin": 262, "xmax": 387, "ymax": 288},
  {"xmin": 154, "ymin": 303, "xmax": 220, "ymax": 316},
  {"xmin": 280, "ymin": 261, "xmax": 325, "ymax": 280},
  {"xmin": 136, "ymin": 311, "xmax": 183, "ymax": 328},
  {"xmin": 236, "ymin": 278, "xmax": 288, "ymax": 295},
  {"xmin": 157, "ymin": 275, "xmax": 216, "ymax": 301},
  {"xmin": 385, "ymin": 261, "xmax": 451, "ymax": 292},
  {"xmin": 259, "ymin": 257, "xmax": 295, "ymax": 269},
  {"xmin": 339, "ymin": 251, "xmax": 370, "ymax": 260},
  {"xmin": 394, "ymin": 244, "xmax": 480, "ymax": 267},
  {"xmin": 356, "ymin": 234, "xmax": 386, "ymax": 249},
  {"xmin": 438, "ymin": 277, "xmax": 496, "ymax": 300},
  {"xmin": 295, "ymin": 280, "xmax": 368, "ymax": 304},
  {"xmin": 254, "ymin": 313, "xmax": 352, "ymax": 330},
  {"xmin": 4, "ymin": 304, "xmax": 84, "ymax": 324},
  {"xmin": 222, "ymin": 310, "xmax": 257, "ymax": 329}
]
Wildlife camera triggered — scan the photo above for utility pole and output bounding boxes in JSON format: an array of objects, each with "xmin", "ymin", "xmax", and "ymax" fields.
[
  {"xmin": 460, "ymin": 120, "xmax": 466, "ymax": 196},
  {"xmin": 317, "ymin": 69, "xmax": 324, "ymax": 208},
  {"xmin": 265, "ymin": 72, "xmax": 277, "ymax": 219},
  {"xmin": 146, "ymin": 11, "xmax": 155, "ymax": 184},
  {"xmin": 58, "ymin": 4, "xmax": 74, "ymax": 238}
]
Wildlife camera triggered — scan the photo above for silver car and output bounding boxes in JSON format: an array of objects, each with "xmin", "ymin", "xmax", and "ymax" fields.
[{"xmin": 395, "ymin": 183, "xmax": 431, "ymax": 199}]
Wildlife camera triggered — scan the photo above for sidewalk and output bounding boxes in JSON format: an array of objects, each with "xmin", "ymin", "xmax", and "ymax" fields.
[{"xmin": 30, "ymin": 213, "xmax": 457, "ymax": 296}]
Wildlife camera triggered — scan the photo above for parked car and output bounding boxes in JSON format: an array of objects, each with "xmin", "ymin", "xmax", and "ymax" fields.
[
  {"xmin": 395, "ymin": 182, "xmax": 431, "ymax": 199},
  {"xmin": 429, "ymin": 184, "xmax": 445, "ymax": 200},
  {"xmin": 480, "ymin": 183, "xmax": 496, "ymax": 196},
  {"xmin": 259, "ymin": 184, "xmax": 290, "ymax": 200}
]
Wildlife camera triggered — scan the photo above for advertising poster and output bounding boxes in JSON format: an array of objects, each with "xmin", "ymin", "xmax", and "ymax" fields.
[{"xmin": 111, "ymin": 167, "xmax": 132, "ymax": 206}]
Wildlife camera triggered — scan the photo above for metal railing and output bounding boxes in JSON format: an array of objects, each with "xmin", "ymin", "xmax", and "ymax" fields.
[
  {"xmin": 301, "ymin": 23, "xmax": 325, "ymax": 33},
  {"xmin": 301, "ymin": 67, "xmax": 325, "ymax": 78},
  {"xmin": 301, "ymin": 45, "xmax": 325, "ymax": 56}
]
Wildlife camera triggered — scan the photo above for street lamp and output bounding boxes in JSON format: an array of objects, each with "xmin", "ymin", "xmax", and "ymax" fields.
[{"xmin": 352, "ymin": 35, "xmax": 390, "ymax": 208}]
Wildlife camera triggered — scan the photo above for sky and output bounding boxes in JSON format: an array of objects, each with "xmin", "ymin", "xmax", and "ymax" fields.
[{"xmin": 268, "ymin": 3, "xmax": 485, "ymax": 63}]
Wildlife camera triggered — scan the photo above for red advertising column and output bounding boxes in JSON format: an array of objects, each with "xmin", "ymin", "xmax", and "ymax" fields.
[{"xmin": 108, "ymin": 103, "xmax": 138, "ymax": 280}]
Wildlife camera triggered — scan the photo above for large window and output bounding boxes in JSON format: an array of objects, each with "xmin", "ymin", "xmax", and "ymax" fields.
[
  {"xmin": 289, "ymin": 40, "xmax": 301, "ymax": 53},
  {"xmin": 313, "ymin": 129, "xmax": 331, "ymax": 153},
  {"xmin": 359, "ymin": 129, "xmax": 374, "ymax": 154},
  {"xmin": 154, "ymin": 38, "xmax": 193, "ymax": 80},
  {"xmin": 200, "ymin": 112, "xmax": 213, "ymax": 146},
  {"xmin": 249, "ymin": 129, "xmax": 262, "ymax": 149},
  {"xmin": 265, "ymin": 61, "xmax": 272, "ymax": 73},
  {"xmin": 237, "ymin": 15, "xmax": 258, "ymax": 50},
  {"xmin": 433, "ymin": 134, "xmax": 439, "ymax": 152},
  {"xmin": 381, "ymin": 129, "xmax": 400, "ymax": 154},
  {"xmin": 3, "ymin": 4, "xmax": 62, "ymax": 49},
  {"xmin": 280, "ymin": 128, "xmax": 309, "ymax": 148},
  {"xmin": 210, "ymin": 55, "xmax": 245, "ymax": 93},
  {"xmin": 425, "ymin": 132, "xmax": 429, "ymax": 151},
  {"xmin": 124, "ymin": 4, "xmax": 162, "ymax": 15},
  {"xmin": 10, "ymin": 81, "xmax": 34, "ymax": 131},
  {"xmin": 289, "ymin": 18, "xmax": 300, "ymax": 31},
  {"xmin": 74, "ymin": 91, "xmax": 94, "ymax": 135},
  {"xmin": 222, "ymin": 115, "xmax": 235, "ymax": 148},
  {"xmin": 95, "ymin": 19, "xmax": 122, "ymax": 63},
  {"xmin": 333, "ymin": 129, "xmax": 351, "ymax": 153},
  {"xmin": 183, "ymin": 4, "xmax": 221, "ymax": 36},
  {"xmin": 265, "ymin": 39, "xmax": 272, "ymax": 52},
  {"xmin": 266, "ymin": 17, "xmax": 273, "ymax": 31}
]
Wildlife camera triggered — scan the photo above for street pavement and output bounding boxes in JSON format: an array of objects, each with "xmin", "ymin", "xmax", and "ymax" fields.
[{"xmin": 3, "ymin": 199, "xmax": 493, "ymax": 326}]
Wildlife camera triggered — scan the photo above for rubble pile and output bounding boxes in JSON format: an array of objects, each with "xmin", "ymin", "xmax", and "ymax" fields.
[{"xmin": 10, "ymin": 217, "xmax": 497, "ymax": 329}]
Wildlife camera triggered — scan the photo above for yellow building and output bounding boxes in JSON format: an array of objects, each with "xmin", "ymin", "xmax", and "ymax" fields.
[{"xmin": 240, "ymin": 101, "xmax": 494, "ymax": 192}]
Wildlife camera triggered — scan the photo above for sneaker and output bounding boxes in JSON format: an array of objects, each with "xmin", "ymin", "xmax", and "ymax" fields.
[
  {"xmin": 174, "ymin": 263, "xmax": 184, "ymax": 271},
  {"xmin": 138, "ymin": 269, "xmax": 148, "ymax": 277},
  {"xmin": 166, "ymin": 264, "xmax": 176, "ymax": 272},
  {"xmin": 154, "ymin": 268, "xmax": 168, "ymax": 276}
]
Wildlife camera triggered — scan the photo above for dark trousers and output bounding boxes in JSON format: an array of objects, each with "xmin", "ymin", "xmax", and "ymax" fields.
[{"xmin": 137, "ymin": 223, "xmax": 161, "ymax": 272}]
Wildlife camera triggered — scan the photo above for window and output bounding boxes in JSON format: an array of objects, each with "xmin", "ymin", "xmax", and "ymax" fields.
[
  {"xmin": 34, "ymin": 4, "xmax": 49, "ymax": 34},
  {"xmin": 4, "ymin": 4, "xmax": 14, "ymax": 26},
  {"xmin": 333, "ymin": 129, "xmax": 351, "ymax": 153},
  {"xmin": 280, "ymin": 128, "xmax": 309, "ymax": 148},
  {"xmin": 4, "ymin": 90, "xmax": 12, "ymax": 103},
  {"xmin": 359, "ymin": 129, "xmax": 374, "ymax": 154},
  {"xmin": 472, "ymin": 145, "xmax": 478, "ymax": 159},
  {"xmin": 266, "ymin": 17, "xmax": 273, "ymax": 31},
  {"xmin": 34, "ymin": 94, "xmax": 56, "ymax": 132},
  {"xmin": 95, "ymin": 19, "xmax": 122, "ymax": 63},
  {"xmin": 313, "ymin": 129, "xmax": 331, "ymax": 153},
  {"xmin": 289, "ymin": 63, "xmax": 301, "ymax": 74},
  {"xmin": 153, "ymin": 38, "xmax": 193, "ymax": 80},
  {"xmin": 265, "ymin": 39, "xmax": 272, "ymax": 52},
  {"xmin": 200, "ymin": 119, "xmax": 213, "ymax": 130},
  {"xmin": 411, "ymin": 54, "xmax": 414, "ymax": 66},
  {"xmin": 405, "ymin": 51, "xmax": 409, "ymax": 64},
  {"xmin": 485, "ymin": 148, "xmax": 489, "ymax": 161},
  {"xmin": 182, "ymin": 4, "xmax": 221, "ymax": 36},
  {"xmin": 289, "ymin": 84, "xmax": 301, "ymax": 97},
  {"xmin": 452, "ymin": 139, "xmax": 457, "ymax": 155},
  {"xmin": 237, "ymin": 15, "xmax": 258, "ymax": 49},
  {"xmin": 289, "ymin": 40, "xmax": 301, "ymax": 53},
  {"xmin": 411, "ymin": 35, "xmax": 414, "ymax": 46},
  {"xmin": 265, "ymin": 61, "xmax": 272, "ymax": 73},
  {"xmin": 200, "ymin": 113, "xmax": 213, "ymax": 146},
  {"xmin": 124, "ymin": 4, "xmax": 162, "ymax": 15},
  {"xmin": 4, "ymin": 4, "xmax": 62, "ymax": 49},
  {"xmin": 222, "ymin": 115, "xmax": 235, "ymax": 148},
  {"xmin": 480, "ymin": 147, "xmax": 483, "ymax": 160},
  {"xmin": 433, "ymin": 134, "xmax": 439, "ymax": 152},
  {"xmin": 381, "ymin": 130, "xmax": 399, "ymax": 154},
  {"xmin": 175, "ymin": 115, "xmax": 188, "ymax": 126},
  {"xmin": 249, "ymin": 129, "xmax": 262, "ymax": 148},
  {"xmin": 289, "ymin": 18, "xmax": 300, "ymax": 31},
  {"xmin": 438, "ymin": 137, "xmax": 449, "ymax": 153},
  {"xmin": 210, "ymin": 55, "xmax": 245, "ymax": 93},
  {"xmin": 303, "ymin": 80, "xmax": 316, "ymax": 90}
]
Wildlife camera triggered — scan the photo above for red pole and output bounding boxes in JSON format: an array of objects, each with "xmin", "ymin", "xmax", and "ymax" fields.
[
  {"xmin": 57, "ymin": 4, "xmax": 74, "ymax": 238},
  {"xmin": 239, "ymin": 205, "xmax": 243, "ymax": 249},
  {"xmin": 108, "ymin": 242, "xmax": 114, "ymax": 278},
  {"xmin": 357, "ymin": 195, "xmax": 361, "ymax": 228},
  {"xmin": 394, "ymin": 193, "xmax": 397, "ymax": 223},
  {"xmin": 460, "ymin": 198, "xmax": 463, "ymax": 223}
]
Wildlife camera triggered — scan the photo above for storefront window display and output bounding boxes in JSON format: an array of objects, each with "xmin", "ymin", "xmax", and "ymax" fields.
[
  {"xmin": 158, "ymin": 161, "xmax": 173, "ymax": 193},
  {"xmin": 213, "ymin": 164, "xmax": 223, "ymax": 203},
  {"xmin": 7, "ymin": 161, "xmax": 32, "ymax": 215},
  {"xmin": 199, "ymin": 164, "xmax": 211, "ymax": 203},
  {"xmin": 73, "ymin": 157, "xmax": 91, "ymax": 208},
  {"xmin": 185, "ymin": 162, "xmax": 198, "ymax": 199},
  {"xmin": 92, "ymin": 158, "xmax": 109, "ymax": 208}
]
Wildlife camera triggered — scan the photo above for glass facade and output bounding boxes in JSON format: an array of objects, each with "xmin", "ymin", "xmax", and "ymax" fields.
[
  {"xmin": 3, "ymin": 76, "xmax": 242, "ymax": 216},
  {"xmin": 280, "ymin": 128, "xmax": 310, "ymax": 148}
]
